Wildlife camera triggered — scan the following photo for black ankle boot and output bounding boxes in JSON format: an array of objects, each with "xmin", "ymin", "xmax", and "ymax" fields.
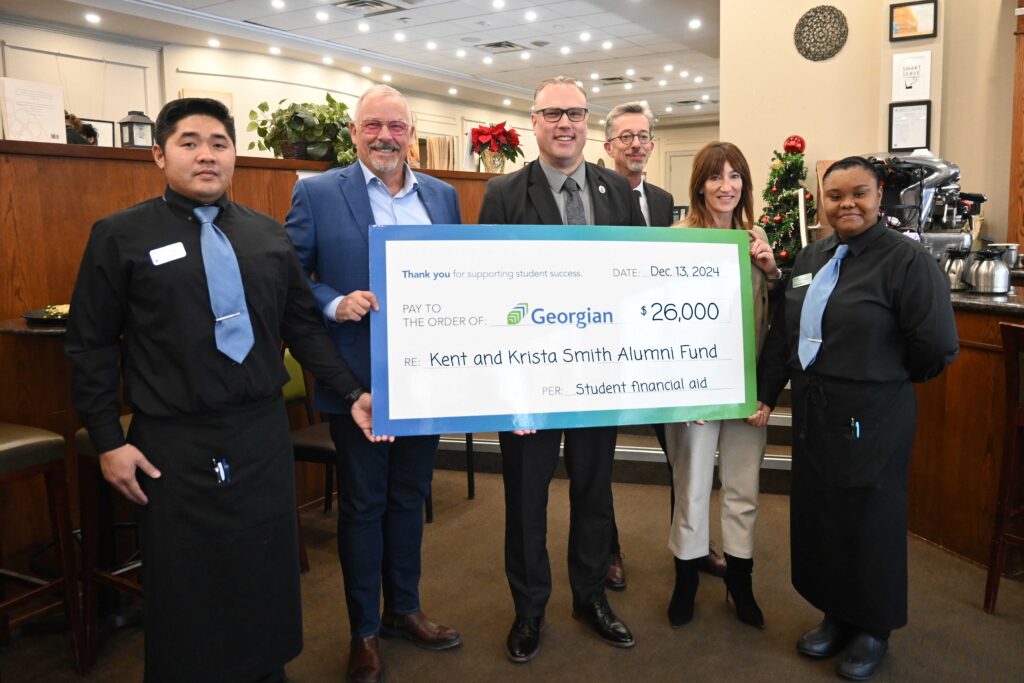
[
  {"xmin": 667, "ymin": 557, "xmax": 700, "ymax": 628},
  {"xmin": 724, "ymin": 553, "xmax": 765, "ymax": 629}
]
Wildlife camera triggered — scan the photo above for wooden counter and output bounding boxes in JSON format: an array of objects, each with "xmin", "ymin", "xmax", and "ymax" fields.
[
  {"xmin": 0, "ymin": 140, "xmax": 494, "ymax": 555},
  {"xmin": 908, "ymin": 288, "xmax": 1024, "ymax": 565}
]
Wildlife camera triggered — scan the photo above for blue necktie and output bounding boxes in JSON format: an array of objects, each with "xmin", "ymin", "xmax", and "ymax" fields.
[
  {"xmin": 798, "ymin": 244, "xmax": 849, "ymax": 370},
  {"xmin": 193, "ymin": 205, "xmax": 254, "ymax": 364}
]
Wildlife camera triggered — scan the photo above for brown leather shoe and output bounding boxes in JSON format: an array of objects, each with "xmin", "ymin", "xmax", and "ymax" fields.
[
  {"xmin": 605, "ymin": 553, "xmax": 627, "ymax": 591},
  {"xmin": 380, "ymin": 611, "xmax": 462, "ymax": 650},
  {"xmin": 347, "ymin": 635, "xmax": 382, "ymax": 683},
  {"xmin": 698, "ymin": 546, "xmax": 727, "ymax": 577}
]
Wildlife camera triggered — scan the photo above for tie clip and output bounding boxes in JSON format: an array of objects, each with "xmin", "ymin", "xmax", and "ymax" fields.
[
  {"xmin": 806, "ymin": 338, "xmax": 822, "ymax": 343},
  {"xmin": 215, "ymin": 312, "xmax": 241, "ymax": 322}
]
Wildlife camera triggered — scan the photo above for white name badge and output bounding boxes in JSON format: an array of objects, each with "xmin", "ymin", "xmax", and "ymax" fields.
[
  {"xmin": 792, "ymin": 273, "xmax": 813, "ymax": 288},
  {"xmin": 150, "ymin": 242, "xmax": 186, "ymax": 266}
]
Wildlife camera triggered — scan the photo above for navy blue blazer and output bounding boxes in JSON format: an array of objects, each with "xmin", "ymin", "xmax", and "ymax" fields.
[{"xmin": 285, "ymin": 162, "xmax": 462, "ymax": 413}]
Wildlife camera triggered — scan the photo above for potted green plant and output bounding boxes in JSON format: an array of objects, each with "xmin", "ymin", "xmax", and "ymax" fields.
[{"xmin": 247, "ymin": 92, "xmax": 356, "ymax": 165}]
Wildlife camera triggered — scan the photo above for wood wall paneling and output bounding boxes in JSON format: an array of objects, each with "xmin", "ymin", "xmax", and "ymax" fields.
[{"xmin": 1012, "ymin": 1, "xmax": 1024, "ymax": 244}]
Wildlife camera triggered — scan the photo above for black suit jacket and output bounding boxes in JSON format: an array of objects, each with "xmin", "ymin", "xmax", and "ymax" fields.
[
  {"xmin": 643, "ymin": 180, "xmax": 675, "ymax": 227},
  {"xmin": 478, "ymin": 160, "xmax": 645, "ymax": 227}
]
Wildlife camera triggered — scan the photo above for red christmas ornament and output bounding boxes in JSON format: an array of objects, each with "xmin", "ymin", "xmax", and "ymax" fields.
[
  {"xmin": 805, "ymin": 192, "xmax": 812, "ymax": 200},
  {"xmin": 771, "ymin": 186, "xmax": 779, "ymax": 194},
  {"xmin": 760, "ymin": 216, "xmax": 769, "ymax": 224},
  {"xmin": 773, "ymin": 215, "xmax": 783, "ymax": 223},
  {"xmin": 779, "ymin": 249, "xmax": 789, "ymax": 260},
  {"xmin": 783, "ymin": 135, "xmax": 806, "ymax": 154}
]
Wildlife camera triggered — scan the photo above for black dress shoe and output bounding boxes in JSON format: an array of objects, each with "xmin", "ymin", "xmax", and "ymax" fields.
[
  {"xmin": 572, "ymin": 596, "xmax": 636, "ymax": 648},
  {"xmin": 796, "ymin": 615, "xmax": 852, "ymax": 658},
  {"xmin": 605, "ymin": 553, "xmax": 627, "ymax": 591},
  {"xmin": 836, "ymin": 632, "xmax": 888, "ymax": 680},
  {"xmin": 506, "ymin": 616, "xmax": 543, "ymax": 663}
]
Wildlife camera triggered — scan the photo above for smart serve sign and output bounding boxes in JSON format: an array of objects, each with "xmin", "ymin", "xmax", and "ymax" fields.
[{"xmin": 369, "ymin": 224, "xmax": 756, "ymax": 436}]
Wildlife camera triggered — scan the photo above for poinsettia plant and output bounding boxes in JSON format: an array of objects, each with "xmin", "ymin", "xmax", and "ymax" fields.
[{"xmin": 470, "ymin": 121, "xmax": 525, "ymax": 162}]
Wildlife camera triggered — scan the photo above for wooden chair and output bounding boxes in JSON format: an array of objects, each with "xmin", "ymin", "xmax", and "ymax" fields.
[
  {"xmin": 0, "ymin": 423, "xmax": 85, "ymax": 673},
  {"xmin": 985, "ymin": 322, "xmax": 1024, "ymax": 613},
  {"xmin": 75, "ymin": 415, "xmax": 143, "ymax": 671}
]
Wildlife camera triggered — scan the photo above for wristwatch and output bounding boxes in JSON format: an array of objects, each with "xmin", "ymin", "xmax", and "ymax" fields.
[{"xmin": 343, "ymin": 387, "xmax": 367, "ymax": 410}]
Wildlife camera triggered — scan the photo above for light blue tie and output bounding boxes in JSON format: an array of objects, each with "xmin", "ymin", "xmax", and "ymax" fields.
[
  {"xmin": 798, "ymin": 244, "xmax": 849, "ymax": 370},
  {"xmin": 193, "ymin": 205, "xmax": 254, "ymax": 364}
]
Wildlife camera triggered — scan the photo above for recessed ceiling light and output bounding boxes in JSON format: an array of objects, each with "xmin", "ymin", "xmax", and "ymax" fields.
[
  {"xmin": 599, "ymin": 118, "xmax": 606, "ymax": 125},
  {"xmin": 560, "ymin": 46, "xmax": 571, "ymax": 55},
  {"xmin": 591, "ymin": 86, "xmax": 600, "ymax": 93},
  {"xmin": 640, "ymin": 100, "xmax": 648, "ymax": 106},
  {"xmin": 357, "ymin": 22, "xmax": 369, "ymax": 32},
  {"xmin": 316, "ymin": 10, "xmax": 329, "ymax": 21},
  {"xmin": 492, "ymin": 0, "xmax": 505, "ymax": 8},
  {"xmin": 427, "ymin": 41, "xmax": 437, "ymax": 50},
  {"xmin": 483, "ymin": 56, "xmax": 494, "ymax": 64},
  {"xmin": 694, "ymin": 75, "xmax": 704, "ymax": 83},
  {"xmin": 602, "ymin": 40, "xmax": 613, "ymax": 50},
  {"xmin": 322, "ymin": 56, "xmax": 333, "ymax": 65},
  {"xmin": 271, "ymin": 0, "xmax": 285, "ymax": 9},
  {"xmin": 625, "ymin": 68, "xmax": 635, "ymax": 76},
  {"xmin": 624, "ymin": 83, "xmax": 632, "ymax": 90},
  {"xmin": 361, "ymin": 66, "xmax": 371, "ymax": 74},
  {"xmin": 693, "ymin": 103, "xmax": 702, "ymax": 110},
  {"xmin": 448, "ymin": 87, "xmax": 458, "ymax": 95},
  {"xmin": 520, "ymin": 51, "xmax": 531, "ymax": 60},
  {"xmin": 525, "ymin": 10, "xmax": 537, "ymax": 21},
  {"xmin": 663, "ymin": 64, "xmax": 673, "ymax": 72},
  {"xmin": 701, "ymin": 94, "xmax": 710, "ymax": 101},
  {"xmin": 382, "ymin": 74, "xmax": 392, "ymax": 82},
  {"xmin": 503, "ymin": 98, "xmax": 512, "ymax": 106},
  {"xmin": 658, "ymin": 79, "xmax": 667, "ymax": 86},
  {"xmin": 579, "ymin": 32, "xmax": 591, "ymax": 41},
  {"xmin": 679, "ymin": 70, "xmax": 689, "ymax": 78},
  {"xmin": 665, "ymin": 106, "xmax": 673, "ymax": 112},
  {"xmin": 456, "ymin": 49, "xmax": 466, "ymax": 58},
  {"xmin": 590, "ymin": 72, "xmax": 599, "ymax": 80},
  {"xmin": 85, "ymin": 13, "xmax": 101, "ymax": 24},
  {"xmin": 269, "ymin": 46, "xmax": 281, "ymax": 55},
  {"xmin": 208, "ymin": 38, "xmax": 220, "ymax": 48},
  {"xmin": 689, "ymin": 18, "xmax": 702, "ymax": 30},
  {"xmin": 394, "ymin": 32, "xmax": 405, "ymax": 42}
]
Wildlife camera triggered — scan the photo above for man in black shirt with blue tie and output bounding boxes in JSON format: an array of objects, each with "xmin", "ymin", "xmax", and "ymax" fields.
[{"xmin": 66, "ymin": 97, "xmax": 385, "ymax": 683}]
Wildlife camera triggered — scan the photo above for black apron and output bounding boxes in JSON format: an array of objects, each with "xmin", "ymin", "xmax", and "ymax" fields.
[
  {"xmin": 790, "ymin": 372, "xmax": 916, "ymax": 634},
  {"xmin": 129, "ymin": 396, "xmax": 302, "ymax": 683}
]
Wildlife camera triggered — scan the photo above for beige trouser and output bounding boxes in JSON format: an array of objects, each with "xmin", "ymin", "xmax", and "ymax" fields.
[{"xmin": 664, "ymin": 418, "xmax": 767, "ymax": 560}]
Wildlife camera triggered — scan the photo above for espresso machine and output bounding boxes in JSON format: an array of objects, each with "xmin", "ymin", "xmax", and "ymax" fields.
[{"xmin": 868, "ymin": 153, "xmax": 986, "ymax": 261}]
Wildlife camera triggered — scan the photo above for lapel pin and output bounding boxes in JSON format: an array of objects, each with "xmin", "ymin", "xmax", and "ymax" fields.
[{"xmin": 598, "ymin": 185, "xmax": 606, "ymax": 194}]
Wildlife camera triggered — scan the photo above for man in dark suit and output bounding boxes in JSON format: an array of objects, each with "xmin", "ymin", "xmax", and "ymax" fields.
[
  {"xmin": 478, "ymin": 76, "xmax": 645, "ymax": 663},
  {"xmin": 602, "ymin": 102, "xmax": 729, "ymax": 583},
  {"xmin": 286, "ymin": 84, "xmax": 462, "ymax": 683}
]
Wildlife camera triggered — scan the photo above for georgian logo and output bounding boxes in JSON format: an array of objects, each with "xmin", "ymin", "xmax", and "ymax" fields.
[{"xmin": 507, "ymin": 303, "xmax": 529, "ymax": 325}]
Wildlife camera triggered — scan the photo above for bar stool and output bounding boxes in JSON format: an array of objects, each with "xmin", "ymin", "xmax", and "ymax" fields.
[
  {"xmin": 0, "ymin": 423, "xmax": 85, "ymax": 673},
  {"xmin": 985, "ymin": 322, "xmax": 1024, "ymax": 613},
  {"xmin": 75, "ymin": 415, "xmax": 142, "ymax": 670}
]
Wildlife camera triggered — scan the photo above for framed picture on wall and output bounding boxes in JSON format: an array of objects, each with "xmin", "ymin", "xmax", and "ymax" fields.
[
  {"xmin": 890, "ymin": 0, "xmax": 938, "ymax": 42},
  {"xmin": 888, "ymin": 100, "xmax": 932, "ymax": 152},
  {"xmin": 79, "ymin": 118, "xmax": 115, "ymax": 147},
  {"xmin": 891, "ymin": 51, "xmax": 931, "ymax": 101}
]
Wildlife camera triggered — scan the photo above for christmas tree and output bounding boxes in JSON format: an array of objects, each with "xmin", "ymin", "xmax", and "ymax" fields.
[{"xmin": 757, "ymin": 135, "xmax": 817, "ymax": 266}]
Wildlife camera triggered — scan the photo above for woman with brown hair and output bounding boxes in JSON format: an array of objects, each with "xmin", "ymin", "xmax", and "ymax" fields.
[{"xmin": 664, "ymin": 141, "xmax": 780, "ymax": 629}]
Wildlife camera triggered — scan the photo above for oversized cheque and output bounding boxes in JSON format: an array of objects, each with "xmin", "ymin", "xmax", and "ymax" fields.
[{"xmin": 369, "ymin": 224, "xmax": 756, "ymax": 436}]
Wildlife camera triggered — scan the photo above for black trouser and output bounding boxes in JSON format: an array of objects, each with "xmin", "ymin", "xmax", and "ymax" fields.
[{"xmin": 500, "ymin": 427, "xmax": 618, "ymax": 616}]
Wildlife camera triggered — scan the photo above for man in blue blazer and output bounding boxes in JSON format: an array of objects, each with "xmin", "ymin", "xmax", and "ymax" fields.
[{"xmin": 285, "ymin": 84, "xmax": 462, "ymax": 683}]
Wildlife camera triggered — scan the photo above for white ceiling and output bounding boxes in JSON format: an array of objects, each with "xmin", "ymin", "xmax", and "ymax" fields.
[{"xmin": 1, "ymin": 0, "xmax": 721, "ymax": 124}]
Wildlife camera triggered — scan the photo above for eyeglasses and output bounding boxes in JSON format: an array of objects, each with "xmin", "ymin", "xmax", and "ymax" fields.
[
  {"xmin": 608, "ymin": 131, "xmax": 653, "ymax": 145},
  {"xmin": 534, "ymin": 107, "xmax": 588, "ymax": 123},
  {"xmin": 358, "ymin": 119, "xmax": 411, "ymax": 136}
]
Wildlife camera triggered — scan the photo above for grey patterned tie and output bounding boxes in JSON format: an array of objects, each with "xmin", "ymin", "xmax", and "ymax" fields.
[{"xmin": 562, "ymin": 177, "xmax": 587, "ymax": 225}]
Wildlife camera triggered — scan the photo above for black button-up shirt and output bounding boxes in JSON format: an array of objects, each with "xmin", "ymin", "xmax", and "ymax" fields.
[{"xmin": 67, "ymin": 187, "xmax": 360, "ymax": 453}]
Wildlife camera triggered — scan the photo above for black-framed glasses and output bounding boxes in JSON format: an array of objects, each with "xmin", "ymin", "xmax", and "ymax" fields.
[
  {"xmin": 359, "ymin": 119, "xmax": 411, "ymax": 136},
  {"xmin": 608, "ymin": 131, "xmax": 653, "ymax": 145},
  {"xmin": 535, "ymin": 107, "xmax": 588, "ymax": 123}
]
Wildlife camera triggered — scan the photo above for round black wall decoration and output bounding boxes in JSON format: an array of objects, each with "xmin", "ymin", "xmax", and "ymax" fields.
[{"xmin": 793, "ymin": 5, "xmax": 849, "ymax": 62}]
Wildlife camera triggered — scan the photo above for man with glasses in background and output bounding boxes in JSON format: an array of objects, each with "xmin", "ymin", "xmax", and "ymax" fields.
[
  {"xmin": 286, "ymin": 84, "xmax": 462, "ymax": 683},
  {"xmin": 602, "ymin": 102, "xmax": 728, "ymax": 586},
  {"xmin": 478, "ymin": 76, "xmax": 645, "ymax": 663}
]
